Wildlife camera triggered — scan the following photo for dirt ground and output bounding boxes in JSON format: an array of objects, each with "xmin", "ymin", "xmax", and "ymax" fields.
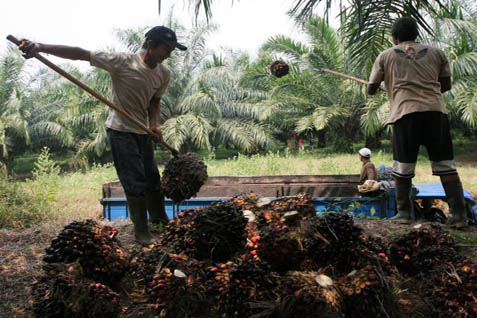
[{"xmin": 0, "ymin": 219, "xmax": 476, "ymax": 318}]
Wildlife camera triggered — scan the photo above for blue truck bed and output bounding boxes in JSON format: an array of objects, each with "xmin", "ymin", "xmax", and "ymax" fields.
[{"xmin": 100, "ymin": 177, "xmax": 477, "ymax": 223}]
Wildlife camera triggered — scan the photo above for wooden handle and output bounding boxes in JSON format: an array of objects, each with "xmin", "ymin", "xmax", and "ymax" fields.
[
  {"xmin": 320, "ymin": 68, "xmax": 386, "ymax": 92},
  {"xmin": 6, "ymin": 34, "xmax": 179, "ymax": 156}
]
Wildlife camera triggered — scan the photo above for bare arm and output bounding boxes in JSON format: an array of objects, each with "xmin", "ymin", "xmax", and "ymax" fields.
[
  {"xmin": 148, "ymin": 96, "xmax": 163, "ymax": 143},
  {"xmin": 438, "ymin": 77, "xmax": 451, "ymax": 93},
  {"xmin": 19, "ymin": 40, "xmax": 91, "ymax": 61},
  {"xmin": 367, "ymin": 83, "xmax": 381, "ymax": 95}
]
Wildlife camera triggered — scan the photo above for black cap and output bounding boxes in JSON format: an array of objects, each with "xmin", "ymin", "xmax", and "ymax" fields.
[{"xmin": 145, "ymin": 26, "xmax": 187, "ymax": 51}]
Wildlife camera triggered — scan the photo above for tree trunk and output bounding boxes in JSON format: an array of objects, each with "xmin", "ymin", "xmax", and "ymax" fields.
[
  {"xmin": 317, "ymin": 129, "xmax": 327, "ymax": 148},
  {"xmin": 365, "ymin": 130, "xmax": 382, "ymax": 149},
  {"xmin": 288, "ymin": 132, "xmax": 297, "ymax": 151}
]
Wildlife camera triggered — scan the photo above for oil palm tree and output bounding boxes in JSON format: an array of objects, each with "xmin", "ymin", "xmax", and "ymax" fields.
[
  {"xmin": 244, "ymin": 16, "xmax": 366, "ymax": 152},
  {"xmin": 0, "ymin": 48, "xmax": 30, "ymax": 174}
]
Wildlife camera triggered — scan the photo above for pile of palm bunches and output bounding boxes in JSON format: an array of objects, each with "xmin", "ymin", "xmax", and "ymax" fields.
[
  {"xmin": 161, "ymin": 152, "xmax": 208, "ymax": 203},
  {"xmin": 31, "ymin": 263, "xmax": 120, "ymax": 318},
  {"xmin": 42, "ymin": 219, "xmax": 127, "ymax": 285},
  {"xmin": 424, "ymin": 260, "xmax": 477, "ymax": 317},
  {"xmin": 160, "ymin": 202, "xmax": 247, "ymax": 262},
  {"xmin": 389, "ymin": 224, "xmax": 460, "ymax": 276},
  {"xmin": 269, "ymin": 60, "xmax": 290, "ymax": 78}
]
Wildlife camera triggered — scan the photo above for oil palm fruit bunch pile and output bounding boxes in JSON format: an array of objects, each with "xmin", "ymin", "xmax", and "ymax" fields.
[
  {"xmin": 274, "ymin": 272, "xmax": 342, "ymax": 318},
  {"xmin": 160, "ymin": 202, "xmax": 247, "ymax": 262},
  {"xmin": 389, "ymin": 224, "xmax": 460, "ymax": 276},
  {"xmin": 161, "ymin": 152, "xmax": 208, "ymax": 203},
  {"xmin": 424, "ymin": 260, "xmax": 477, "ymax": 317},
  {"xmin": 31, "ymin": 263, "xmax": 121, "ymax": 318},
  {"xmin": 269, "ymin": 60, "xmax": 289, "ymax": 78},
  {"xmin": 42, "ymin": 219, "xmax": 127, "ymax": 285},
  {"xmin": 338, "ymin": 265, "xmax": 396, "ymax": 318}
]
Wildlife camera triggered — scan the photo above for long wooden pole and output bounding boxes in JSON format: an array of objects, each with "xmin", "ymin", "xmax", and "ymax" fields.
[
  {"xmin": 320, "ymin": 68, "xmax": 386, "ymax": 92},
  {"xmin": 7, "ymin": 35, "xmax": 178, "ymax": 156}
]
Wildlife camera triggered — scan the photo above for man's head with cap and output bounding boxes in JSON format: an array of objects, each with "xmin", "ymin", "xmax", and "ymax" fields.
[
  {"xmin": 142, "ymin": 26, "xmax": 187, "ymax": 51},
  {"xmin": 358, "ymin": 147, "xmax": 372, "ymax": 159}
]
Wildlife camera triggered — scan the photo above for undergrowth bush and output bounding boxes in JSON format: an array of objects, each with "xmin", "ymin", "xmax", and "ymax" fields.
[
  {"xmin": 0, "ymin": 176, "xmax": 51, "ymax": 229},
  {"xmin": 0, "ymin": 148, "xmax": 59, "ymax": 229}
]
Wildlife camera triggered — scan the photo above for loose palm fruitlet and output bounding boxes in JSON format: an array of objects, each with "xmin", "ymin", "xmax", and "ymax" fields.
[
  {"xmin": 161, "ymin": 152, "xmax": 208, "ymax": 203},
  {"xmin": 32, "ymin": 264, "xmax": 120, "ymax": 318},
  {"xmin": 389, "ymin": 224, "xmax": 460, "ymax": 276},
  {"xmin": 160, "ymin": 202, "xmax": 247, "ymax": 262},
  {"xmin": 269, "ymin": 60, "xmax": 290, "ymax": 78},
  {"xmin": 42, "ymin": 220, "xmax": 127, "ymax": 285}
]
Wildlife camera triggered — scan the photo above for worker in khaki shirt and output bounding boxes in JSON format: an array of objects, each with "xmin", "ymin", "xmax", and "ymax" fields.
[
  {"xmin": 368, "ymin": 17, "xmax": 467, "ymax": 228},
  {"xmin": 358, "ymin": 148, "xmax": 377, "ymax": 184},
  {"xmin": 19, "ymin": 26, "xmax": 187, "ymax": 244}
]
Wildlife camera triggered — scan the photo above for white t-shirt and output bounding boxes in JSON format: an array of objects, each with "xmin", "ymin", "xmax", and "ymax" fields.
[{"xmin": 90, "ymin": 51, "xmax": 171, "ymax": 134}]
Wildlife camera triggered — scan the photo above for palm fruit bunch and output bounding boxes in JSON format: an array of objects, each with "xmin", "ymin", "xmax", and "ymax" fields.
[
  {"xmin": 424, "ymin": 260, "xmax": 477, "ymax": 317},
  {"xmin": 266, "ymin": 193, "xmax": 316, "ymax": 217},
  {"xmin": 161, "ymin": 152, "xmax": 208, "ymax": 203},
  {"xmin": 129, "ymin": 244, "xmax": 173, "ymax": 288},
  {"xmin": 256, "ymin": 221, "xmax": 305, "ymax": 271},
  {"xmin": 205, "ymin": 259, "xmax": 275, "ymax": 318},
  {"xmin": 274, "ymin": 272, "xmax": 342, "ymax": 318},
  {"xmin": 31, "ymin": 263, "xmax": 120, "ymax": 318},
  {"xmin": 231, "ymin": 192, "xmax": 261, "ymax": 211},
  {"xmin": 221, "ymin": 259, "xmax": 275, "ymax": 318},
  {"xmin": 205, "ymin": 261, "xmax": 236, "ymax": 309},
  {"xmin": 269, "ymin": 60, "xmax": 290, "ymax": 78},
  {"xmin": 389, "ymin": 224, "xmax": 460, "ymax": 276},
  {"xmin": 148, "ymin": 253, "xmax": 209, "ymax": 318},
  {"xmin": 42, "ymin": 219, "xmax": 127, "ymax": 286},
  {"xmin": 302, "ymin": 213, "xmax": 364, "ymax": 273},
  {"xmin": 337, "ymin": 265, "xmax": 397, "ymax": 318},
  {"xmin": 160, "ymin": 202, "xmax": 247, "ymax": 263},
  {"xmin": 353, "ymin": 235, "xmax": 397, "ymax": 276}
]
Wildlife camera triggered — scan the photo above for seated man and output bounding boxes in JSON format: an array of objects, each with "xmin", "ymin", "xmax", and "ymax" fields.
[{"xmin": 358, "ymin": 148, "xmax": 377, "ymax": 184}]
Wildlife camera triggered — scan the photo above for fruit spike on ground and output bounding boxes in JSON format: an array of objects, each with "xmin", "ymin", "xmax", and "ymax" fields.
[{"xmin": 42, "ymin": 219, "xmax": 127, "ymax": 286}]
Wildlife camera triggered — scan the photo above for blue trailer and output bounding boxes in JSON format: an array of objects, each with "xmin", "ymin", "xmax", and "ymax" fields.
[{"xmin": 100, "ymin": 175, "xmax": 477, "ymax": 224}]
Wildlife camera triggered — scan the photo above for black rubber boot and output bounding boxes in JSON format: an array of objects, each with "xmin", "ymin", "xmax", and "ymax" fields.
[
  {"xmin": 442, "ymin": 180, "xmax": 468, "ymax": 229},
  {"xmin": 127, "ymin": 196, "xmax": 157, "ymax": 246},
  {"xmin": 145, "ymin": 189, "xmax": 169, "ymax": 226},
  {"xmin": 390, "ymin": 177, "xmax": 413, "ymax": 224}
]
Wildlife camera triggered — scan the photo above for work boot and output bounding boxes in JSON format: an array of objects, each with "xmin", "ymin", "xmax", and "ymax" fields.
[
  {"xmin": 145, "ymin": 189, "xmax": 169, "ymax": 227},
  {"xmin": 127, "ymin": 196, "xmax": 157, "ymax": 246},
  {"xmin": 390, "ymin": 177, "xmax": 413, "ymax": 224},
  {"xmin": 442, "ymin": 180, "xmax": 468, "ymax": 229}
]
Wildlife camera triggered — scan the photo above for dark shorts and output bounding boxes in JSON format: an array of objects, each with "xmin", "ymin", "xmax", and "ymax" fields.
[
  {"xmin": 392, "ymin": 112, "xmax": 457, "ymax": 179},
  {"xmin": 107, "ymin": 129, "xmax": 161, "ymax": 198}
]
